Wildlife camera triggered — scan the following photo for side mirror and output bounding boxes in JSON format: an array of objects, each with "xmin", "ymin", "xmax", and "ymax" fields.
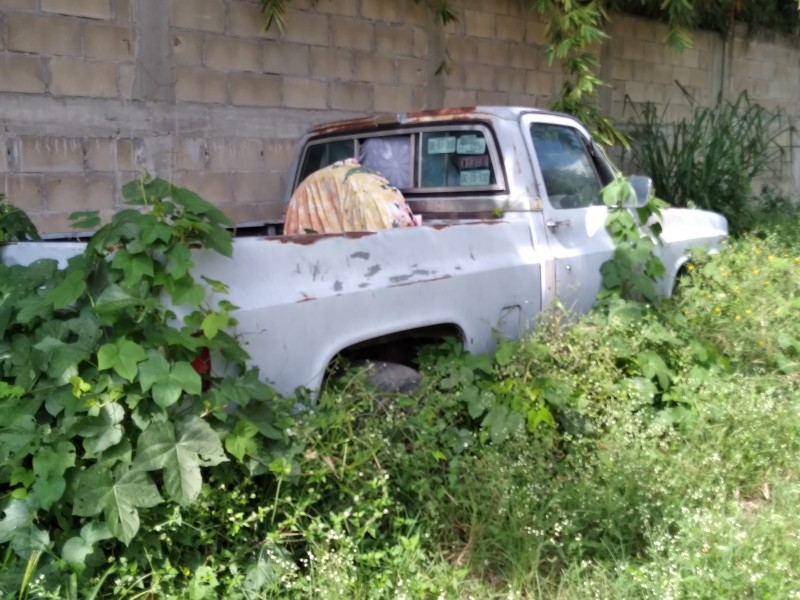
[{"xmin": 627, "ymin": 176, "xmax": 653, "ymax": 207}]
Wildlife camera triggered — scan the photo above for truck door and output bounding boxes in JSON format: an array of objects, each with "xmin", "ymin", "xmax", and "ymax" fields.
[{"xmin": 521, "ymin": 114, "xmax": 616, "ymax": 313}]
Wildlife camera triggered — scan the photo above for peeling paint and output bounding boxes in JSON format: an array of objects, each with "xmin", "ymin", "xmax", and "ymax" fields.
[
  {"xmin": 275, "ymin": 231, "xmax": 376, "ymax": 245},
  {"xmin": 365, "ymin": 265, "xmax": 381, "ymax": 277},
  {"xmin": 333, "ymin": 280, "xmax": 343, "ymax": 291},
  {"xmin": 350, "ymin": 251, "xmax": 370, "ymax": 260},
  {"xmin": 388, "ymin": 275, "xmax": 452, "ymax": 289}
]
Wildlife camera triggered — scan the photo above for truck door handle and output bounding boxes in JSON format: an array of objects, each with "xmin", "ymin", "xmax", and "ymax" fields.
[{"xmin": 546, "ymin": 219, "xmax": 571, "ymax": 231}]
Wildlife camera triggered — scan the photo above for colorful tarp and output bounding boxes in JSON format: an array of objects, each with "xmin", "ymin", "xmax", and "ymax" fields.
[{"xmin": 284, "ymin": 159, "xmax": 418, "ymax": 235}]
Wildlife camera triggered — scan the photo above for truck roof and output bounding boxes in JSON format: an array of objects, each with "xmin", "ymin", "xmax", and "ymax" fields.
[{"xmin": 307, "ymin": 106, "xmax": 557, "ymax": 137}]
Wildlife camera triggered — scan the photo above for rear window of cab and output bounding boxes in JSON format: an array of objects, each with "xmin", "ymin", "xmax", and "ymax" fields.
[{"xmin": 296, "ymin": 125, "xmax": 504, "ymax": 194}]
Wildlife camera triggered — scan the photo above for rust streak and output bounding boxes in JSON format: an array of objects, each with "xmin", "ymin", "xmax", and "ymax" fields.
[
  {"xmin": 297, "ymin": 295, "xmax": 316, "ymax": 303},
  {"xmin": 388, "ymin": 275, "xmax": 452, "ymax": 289},
  {"xmin": 274, "ymin": 231, "xmax": 377, "ymax": 245}
]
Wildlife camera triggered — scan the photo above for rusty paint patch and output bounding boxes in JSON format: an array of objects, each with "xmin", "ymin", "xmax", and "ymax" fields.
[
  {"xmin": 388, "ymin": 275, "xmax": 452, "ymax": 289},
  {"xmin": 274, "ymin": 231, "xmax": 377, "ymax": 245},
  {"xmin": 297, "ymin": 294, "xmax": 316, "ymax": 303}
]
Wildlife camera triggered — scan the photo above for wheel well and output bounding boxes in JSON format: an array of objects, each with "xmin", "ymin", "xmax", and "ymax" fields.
[{"xmin": 332, "ymin": 323, "xmax": 464, "ymax": 370}]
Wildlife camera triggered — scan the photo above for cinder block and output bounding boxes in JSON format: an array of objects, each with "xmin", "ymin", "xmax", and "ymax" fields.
[
  {"xmin": 464, "ymin": 9, "xmax": 495, "ymax": 38},
  {"xmin": 232, "ymin": 172, "xmax": 284, "ymax": 203},
  {"xmin": 178, "ymin": 171, "xmax": 232, "ymax": 204},
  {"xmin": 0, "ymin": 54, "xmax": 46, "ymax": 93},
  {"xmin": 205, "ymin": 36, "xmax": 262, "ymax": 72},
  {"xmin": 477, "ymin": 39, "xmax": 510, "ymax": 67},
  {"xmin": 525, "ymin": 19, "xmax": 547, "ymax": 45},
  {"xmin": 83, "ymin": 22, "xmax": 136, "ymax": 60},
  {"xmin": 5, "ymin": 175, "xmax": 46, "ymax": 212},
  {"xmin": 49, "ymin": 57, "xmax": 119, "ymax": 98},
  {"xmin": 172, "ymin": 0, "xmax": 225, "ymax": 32},
  {"xmin": 509, "ymin": 44, "xmax": 540, "ymax": 69},
  {"xmin": 477, "ymin": 90, "xmax": 509, "ymax": 105},
  {"xmin": 353, "ymin": 53, "xmax": 396, "ymax": 83},
  {"xmin": 465, "ymin": 64, "xmax": 496, "ymax": 91},
  {"xmin": 331, "ymin": 17, "xmax": 374, "ymax": 51},
  {"xmin": 265, "ymin": 140, "xmax": 297, "ymax": 170},
  {"xmin": 312, "ymin": 0, "xmax": 359, "ymax": 17},
  {"xmin": 330, "ymin": 81, "xmax": 373, "ymax": 111},
  {"xmin": 174, "ymin": 67, "xmax": 228, "ymax": 104},
  {"xmin": 446, "ymin": 36, "xmax": 478, "ymax": 63},
  {"xmin": 311, "ymin": 47, "xmax": 353, "ymax": 80},
  {"xmin": 85, "ymin": 139, "xmax": 135, "ymax": 172},
  {"xmin": 229, "ymin": 72, "xmax": 282, "ymax": 107},
  {"xmin": 0, "ymin": 0, "xmax": 37, "ymax": 9},
  {"xmin": 207, "ymin": 138, "xmax": 266, "ymax": 171},
  {"xmin": 283, "ymin": 11, "xmax": 330, "ymax": 46},
  {"xmin": 373, "ymin": 83, "xmax": 412, "ymax": 112},
  {"xmin": 264, "ymin": 41, "xmax": 311, "ymax": 76},
  {"xmin": 228, "ymin": 0, "xmax": 273, "ymax": 38},
  {"xmin": 118, "ymin": 63, "xmax": 135, "ymax": 100},
  {"xmin": 41, "ymin": 0, "xmax": 111, "ymax": 20},
  {"xmin": 7, "ymin": 13, "xmax": 82, "ymax": 56},
  {"xmin": 282, "ymin": 77, "xmax": 328, "ymax": 109},
  {"xmin": 112, "ymin": 0, "xmax": 132, "ymax": 22},
  {"xmin": 19, "ymin": 137, "xmax": 84, "ymax": 173},
  {"xmin": 375, "ymin": 25, "xmax": 414, "ymax": 57},
  {"xmin": 496, "ymin": 15, "xmax": 525, "ymax": 43},
  {"xmin": 443, "ymin": 88, "xmax": 477, "ymax": 107},
  {"xmin": 45, "ymin": 174, "xmax": 115, "ymax": 212},
  {"xmin": 173, "ymin": 32, "xmax": 204, "ymax": 66},
  {"xmin": 495, "ymin": 68, "xmax": 525, "ymax": 94},
  {"xmin": 175, "ymin": 138, "xmax": 209, "ymax": 171},
  {"xmin": 524, "ymin": 71, "xmax": 554, "ymax": 96},
  {"xmin": 414, "ymin": 29, "xmax": 428, "ymax": 57},
  {"xmin": 361, "ymin": 0, "xmax": 399, "ymax": 23},
  {"xmin": 396, "ymin": 57, "xmax": 425, "ymax": 86}
]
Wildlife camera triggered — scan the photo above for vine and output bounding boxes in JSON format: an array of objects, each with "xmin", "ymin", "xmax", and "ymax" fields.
[{"xmin": 0, "ymin": 176, "xmax": 288, "ymax": 594}]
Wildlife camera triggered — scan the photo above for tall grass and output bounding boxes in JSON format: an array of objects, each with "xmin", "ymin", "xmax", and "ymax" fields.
[{"xmin": 624, "ymin": 89, "xmax": 795, "ymax": 233}]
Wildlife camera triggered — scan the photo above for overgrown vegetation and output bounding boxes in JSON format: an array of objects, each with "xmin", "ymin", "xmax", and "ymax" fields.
[
  {"xmin": 0, "ymin": 193, "xmax": 40, "ymax": 244},
  {"xmin": 624, "ymin": 89, "xmax": 796, "ymax": 233},
  {"xmin": 3, "ymin": 172, "xmax": 799, "ymax": 596}
]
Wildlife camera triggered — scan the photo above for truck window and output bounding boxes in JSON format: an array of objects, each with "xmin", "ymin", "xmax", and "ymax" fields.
[
  {"xmin": 530, "ymin": 123, "xmax": 603, "ymax": 209},
  {"xmin": 419, "ymin": 130, "xmax": 497, "ymax": 190},
  {"xmin": 297, "ymin": 139, "xmax": 356, "ymax": 183}
]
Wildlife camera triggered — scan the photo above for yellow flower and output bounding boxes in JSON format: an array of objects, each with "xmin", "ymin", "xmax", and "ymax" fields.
[
  {"xmin": 735, "ymin": 315, "xmax": 741, "ymax": 320},
  {"xmin": 714, "ymin": 306, "xmax": 721, "ymax": 314},
  {"xmin": 687, "ymin": 264, "xmax": 695, "ymax": 271},
  {"xmin": 758, "ymin": 340, "xmax": 765, "ymax": 347},
  {"xmin": 745, "ymin": 309, "xmax": 752, "ymax": 315},
  {"xmin": 753, "ymin": 268, "xmax": 760, "ymax": 275},
  {"xmin": 765, "ymin": 281, "xmax": 771, "ymax": 286},
  {"xmin": 767, "ymin": 255, "xmax": 775, "ymax": 261}
]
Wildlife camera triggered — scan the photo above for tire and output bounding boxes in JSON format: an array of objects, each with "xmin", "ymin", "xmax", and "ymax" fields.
[{"xmin": 359, "ymin": 360, "xmax": 421, "ymax": 395}]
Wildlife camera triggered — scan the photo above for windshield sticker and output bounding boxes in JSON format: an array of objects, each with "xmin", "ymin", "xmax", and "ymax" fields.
[
  {"xmin": 456, "ymin": 135, "xmax": 486, "ymax": 155},
  {"xmin": 458, "ymin": 155, "xmax": 490, "ymax": 170},
  {"xmin": 460, "ymin": 169, "xmax": 491, "ymax": 187},
  {"xmin": 427, "ymin": 136, "xmax": 457, "ymax": 154}
]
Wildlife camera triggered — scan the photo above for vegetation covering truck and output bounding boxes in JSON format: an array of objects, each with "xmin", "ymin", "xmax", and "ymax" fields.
[{"xmin": 0, "ymin": 106, "xmax": 728, "ymax": 396}]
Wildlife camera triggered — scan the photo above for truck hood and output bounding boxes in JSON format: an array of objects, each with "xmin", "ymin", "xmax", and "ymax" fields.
[{"xmin": 659, "ymin": 207, "xmax": 729, "ymax": 243}]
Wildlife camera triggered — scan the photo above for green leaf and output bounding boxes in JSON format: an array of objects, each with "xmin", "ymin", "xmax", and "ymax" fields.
[
  {"xmin": 97, "ymin": 339, "xmax": 147, "ymax": 382},
  {"xmin": 31, "ymin": 442, "xmax": 76, "ymax": 510},
  {"xmin": 139, "ymin": 354, "xmax": 201, "ymax": 408},
  {"xmin": 133, "ymin": 417, "xmax": 227, "ymax": 505},
  {"xmin": 637, "ymin": 350, "xmax": 672, "ymax": 390},
  {"xmin": 69, "ymin": 211, "xmax": 101, "ymax": 229},
  {"xmin": 201, "ymin": 311, "xmax": 229, "ymax": 340},
  {"xmin": 224, "ymin": 420, "xmax": 259, "ymax": 462},
  {"xmin": 73, "ymin": 464, "xmax": 163, "ymax": 545},
  {"xmin": 79, "ymin": 403, "xmax": 125, "ymax": 457},
  {"xmin": 44, "ymin": 269, "xmax": 86, "ymax": 309},
  {"xmin": 62, "ymin": 522, "xmax": 113, "ymax": 573}
]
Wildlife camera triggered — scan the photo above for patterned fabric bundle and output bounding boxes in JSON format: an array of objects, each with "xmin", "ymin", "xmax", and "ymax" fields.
[{"xmin": 284, "ymin": 159, "xmax": 417, "ymax": 235}]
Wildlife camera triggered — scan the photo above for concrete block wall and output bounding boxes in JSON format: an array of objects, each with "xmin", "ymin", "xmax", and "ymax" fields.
[{"xmin": 1, "ymin": 0, "xmax": 798, "ymax": 234}]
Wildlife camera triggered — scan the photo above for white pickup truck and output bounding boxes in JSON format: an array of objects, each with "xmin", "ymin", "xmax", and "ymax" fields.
[{"xmin": 1, "ymin": 106, "xmax": 727, "ymax": 396}]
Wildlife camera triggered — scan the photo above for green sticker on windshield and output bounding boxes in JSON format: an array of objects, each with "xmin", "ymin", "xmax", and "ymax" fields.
[
  {"xmin": 456, "ymin": 135, "xmax": 486, "ymax": 155},
  {"xmin": 460, "ymin": 169, "xmax": 491, "ymax": 186},
  {"xmin": 427, "ymin": 136, "xmax": 456, "ymax": 154}
]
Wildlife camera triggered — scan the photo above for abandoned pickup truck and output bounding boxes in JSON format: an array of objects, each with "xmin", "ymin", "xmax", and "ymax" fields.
[{"xmin": 1, "ymin": 106, "xmax": 728, "ymax": 396}]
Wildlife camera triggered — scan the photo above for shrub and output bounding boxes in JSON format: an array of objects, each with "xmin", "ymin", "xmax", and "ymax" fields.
[{"xmin": 624, "ymin": 89, "xmax": 795, "ymax": 233}]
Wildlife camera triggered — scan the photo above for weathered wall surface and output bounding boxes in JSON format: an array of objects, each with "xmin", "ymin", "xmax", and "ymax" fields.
[{"xmin": 1, "ymin": 0, "xmax": 798, "ymax": 233}]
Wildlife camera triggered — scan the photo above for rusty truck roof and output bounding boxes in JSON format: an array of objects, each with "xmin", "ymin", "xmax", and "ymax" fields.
[{"xmin": 307, "ymin": 106, "xmax": 554, "ymax": 137}]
